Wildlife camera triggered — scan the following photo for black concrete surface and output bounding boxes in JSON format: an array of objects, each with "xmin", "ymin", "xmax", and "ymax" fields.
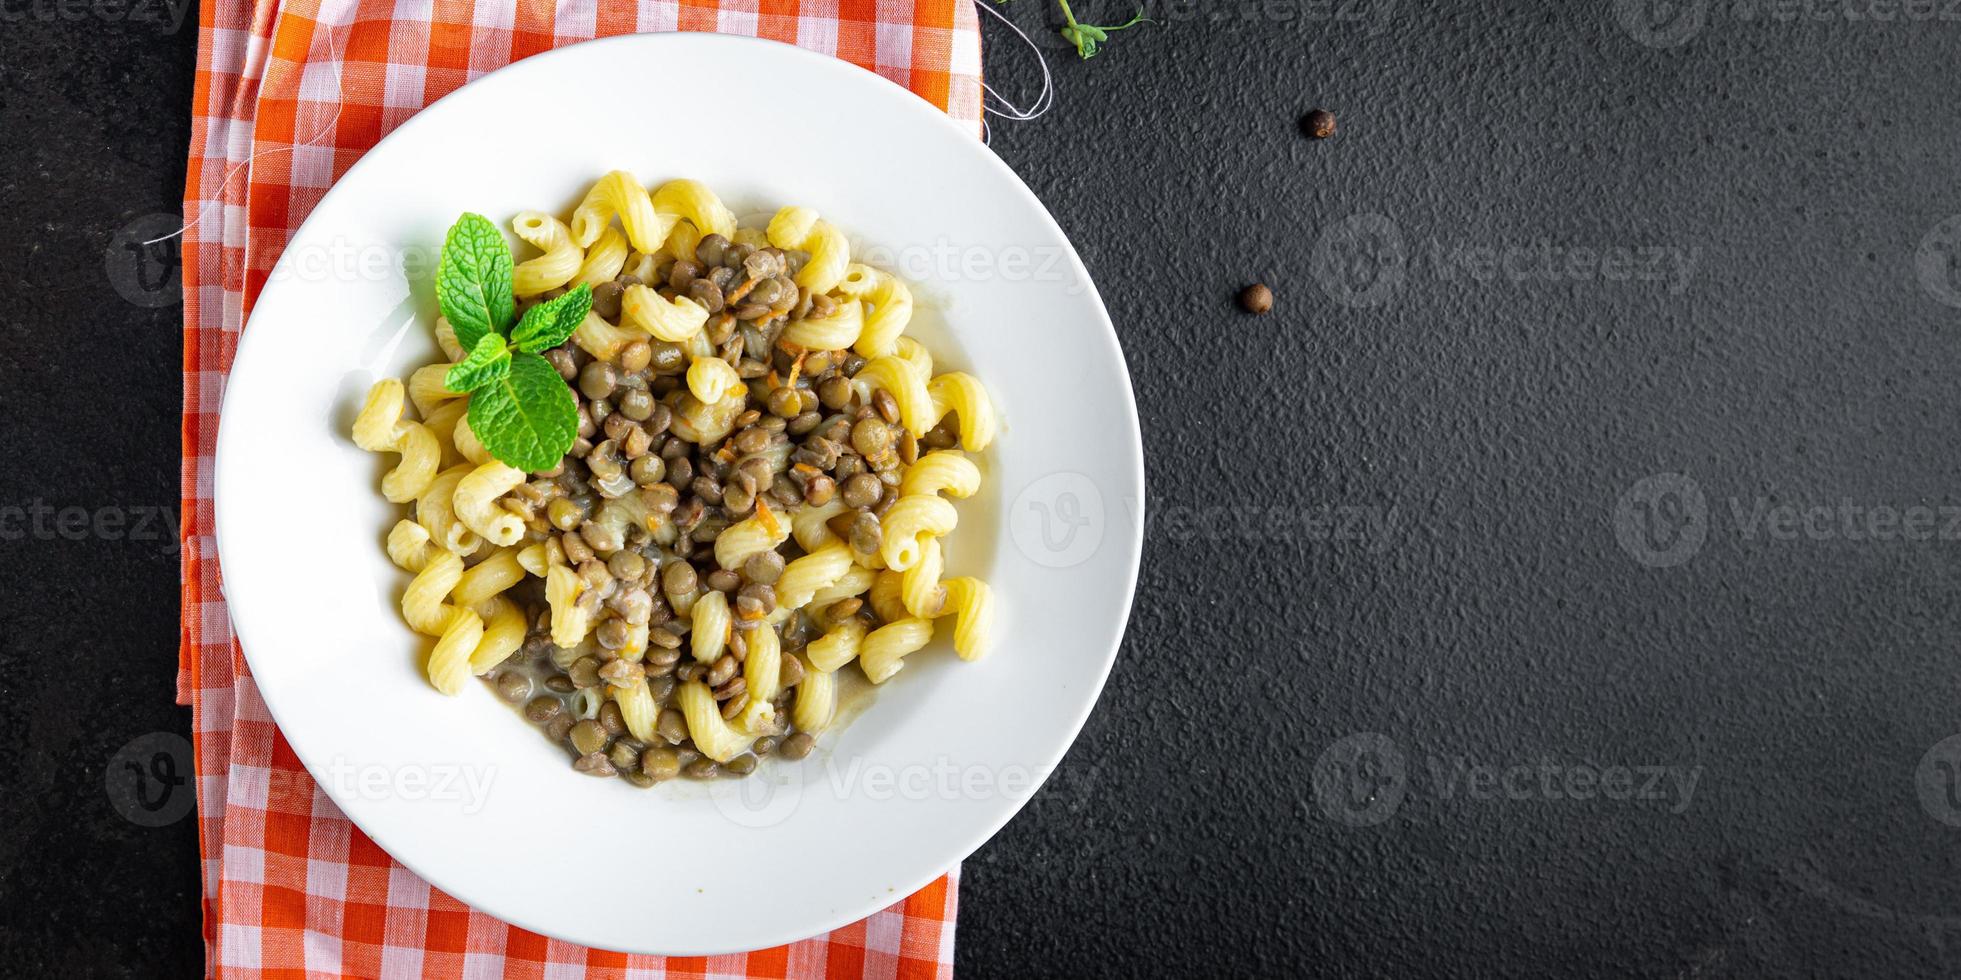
[{"xmin": 8, "ymin": 1, "xmax": 1961, "ymax": 976}]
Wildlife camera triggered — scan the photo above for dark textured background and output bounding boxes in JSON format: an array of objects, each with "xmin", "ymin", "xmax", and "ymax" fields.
[{"xmin": 8, "ymin": 0, "xmax": 1961, "ymax": 975}]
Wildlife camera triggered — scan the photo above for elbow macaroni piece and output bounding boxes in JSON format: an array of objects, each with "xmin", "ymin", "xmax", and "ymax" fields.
[
  {"xmin": 546, "ymin": 563, "xmax": 590, "ymax": 648},
  {"xmin": 791, "ymin": 499, "xmax": 849, "ymax": 551},
  {"xmin": 928, "ymin": 372, "xmax": 997, "ymax": 451},
  {"xmin": 352, "ymin": 378, "xmax": 441, "ymax": 503},
  {"xmin": 572, "ymin": 170, "xmax": 672, "ymax": 251},
  {"xmin": 454, "ymin": 461, "xmax": 525, "ymax": 547},
  {"xmin": 854, "ymin": 355, "xmax": 935, "ymax": 436},
  {"xmin": 901, "ymin": 536, "xmax": 947, "ymax": 618},
  {"xmin": 781, "ymin": 300, "xmax": 864, "ymax": 351},
  {"xmin": 686, "ymin": 355, "xmax": 744, "ymax": 404},
  {"xmin": 434, "ymin": 317, "xmax": 466, "ymax": 361},
  {"xmin": 613, "ymin": 676, "xmax": 659, "ymax": 742},
  {"xmin": 793, "ymin": 664, "xmax": 835, "ymax": 733},
  {"xmin": 452, "ymin": 413, "xmax": 492, "ymax": 466},
  {"xmin": 621, "ymin": 284, "xmax": 709, "ymax": 342},
  {"xmin": 900, "ymin": 450, "xmax": 981, "ymax": 499},
  {"xmin": 766, "ymin": 206, "xmax": 850, "ymax": 294},
  {"xmin": 573, "ymin": 309, "xmax": 639, "ymax": 361},
  {"xmin": 808, "ymin": 565, "xmax": 877, "ymax": 609},
  {"xmin": 854, "ymin": 275, "xmax": 914, "ymax": 359},
  {"xmin": 511, "ymin": 211, "xmax": 581, "ymax": 296},
  {"xmin": 859, "ymin": 618, "xmax": 934, "ymax": 684},
  {"xmin": 677, "ymin": 680, "xmax": 757, "ymax": 762},
  {"xmin": 402, "ymin": 550, "xmax": 463, "ymax": 635},
  {"xmin": 713, "ymin": 500, "xmax": 788, "ymax": 570},
  {"xmin": 653, "ymin": 179, "xmax": 736, "ymax": 240},
  {"xmin": 468, "ymin": 595, "xmax": 526, "ymax": 673},
  {"xmin": 879, "ymin": 494, "xmax": 958, "ymax": 571},
  {"xmin": 452, "ymin": 547, "xmax": 524, "ymax": 607},
  {"xmin": 575, "ymin": 226, "xmax": 629, "ymax": 287},
  {"xmin": 690, "ymin": 589, "xmax": 731, "ymax": 663},
  {"xmin": 775, "ymin": 542, "xmax": 854, "ymax": 611},
  {"xmin": 426, "ymin": 605, "xmax": 483, "ymax": 696},
  {"xmin": 737, "ymin": 624, "xmax": 781, "ymax": 730},
  {"xmin": 407, "ymin": 363, "xmax": 462, "ymax": 417},
  {"xmin": 805, "ymin": 618, "xmax": 867, "ymax": 673},
  {"xmin": 939, "ymin": 577, "xmax": 994, "ymax": 661},
  {"xmin": 417, "ymin": 464, "xmax": 482, "ymax": 555},
  {"xmin": 869, "ymin": 569, "xmax": 909, "ymax": 624}
]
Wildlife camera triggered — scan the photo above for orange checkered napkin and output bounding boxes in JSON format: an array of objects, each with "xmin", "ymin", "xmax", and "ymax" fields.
[{"xmin": 178, "ymin": 1, "xmax": 980, "ymax": 975}]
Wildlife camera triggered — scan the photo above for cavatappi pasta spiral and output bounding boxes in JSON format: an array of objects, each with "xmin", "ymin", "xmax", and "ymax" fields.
[{"xmin": 351, "ymin": 172, "xmax": 999, "ymax": 786}]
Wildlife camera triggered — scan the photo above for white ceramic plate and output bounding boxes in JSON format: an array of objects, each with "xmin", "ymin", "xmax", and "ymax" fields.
[{"xmin": 215, "ymin": 32, "xmax": 1142, "ymax": 955}]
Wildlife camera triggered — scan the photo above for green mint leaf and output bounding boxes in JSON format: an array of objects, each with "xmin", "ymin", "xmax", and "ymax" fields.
[
  {"xmin": 511, "ymin": 283, "xmax": 593, "ymax": 354},
  {"xmin": 436, "ymin": 213, "xmax": 515, "ymax": 350},
  {"xmin": 444, "ymin": 333, "xmax": 513, "ymax": 392},
  {"xmin": 466, "ymin": 351, "xmax": 577, "ymax": 472}
]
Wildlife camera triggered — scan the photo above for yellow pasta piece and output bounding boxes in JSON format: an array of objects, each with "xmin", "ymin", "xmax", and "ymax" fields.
[
  {"xmin": 572, "ymin": 309, "xmax": 639, "ymax": 361},
  {"xmin": 434, "ymin": 317, "xmax": 466, "ymax": 361},
  {"xmin": 713, "ymin": 500, "xmax": 788, "ymax": 571},
  {"xmin": 614, "ymin": 676, "xmax": 659, "ymax": 742},
  {"xmin": 899, "ymin": 450, "xmax": 981, "ymax": 499},
  {"xmin": 781, "ymin": 300, "xmax": 863, "ymax": 351},
  {"xmin": 901, "ymin": 536, "xmax": 947, "ymax": 618},
  {"xmin": 452, "ymin": 413, "xmax": 491, "ymax": 466},
  {"xmin": 765, "ymin": 206, "xmax": 849, "ymax": 294},
  {"xmin": 512, "ymin": 211, "xmax": 581, "ymax": 296},
  {"xmin": 652, "ymin": 178, "xmax": 737, "ymax": 240},
  {"xmin": 808, "ymin": 566, "xmax": 877, "ymax": 609},
  {"xmin": 571, "ymin": 171, "xmax": 672, "ymax": 252},
  {"xmin": 402, "ymin": 550, "xmax": 463, "ymax": 636},
  {"xmin": 452, "ymin": 547, "xmax": 524, "ymax": 607},
  {"xmin": 737, "ymin": 624, "xmax": 781, "ymax": 731},
  {"xmin": 546, "ymin": 563, "xmax": 590, "ymax": 648},
  {"xmin": 859, "ymin": 618, "xmax": 933, "ymax": 684},
  {"xmin": 927, "ymin": 372, "xmax": 997, "ymax": 451},
  {"xmin": 416, "ymin": 464, "xmax": 481, "ymax": 555},
  {"xmin": 677, "ymin": 680, "xmax": 757, "ymax": 762},
  {"xmin": 791, "ymin": 499, "xmax": 849, "ymax": 551},
  {"xmin": 869, "ymin": 569, "xmax": 909, "ymax": 624},
  {"xmin": 690, "ymin": 589, "xmax": 731, "ymax": 664},
  {"xmin": 453, "ymin": 461, "xmax": 525, "ymax": 547},
  {"xmin": 407, "ymin": 363, "xmax": 462, "ymax": 418},
  {"xmin": 426, "ymin": 605, "xmax": 483, "ymax": 696},
  {"xmin": 805, "ymin": 618, "xmax": 867, "ymax": 673},
  {"xmin": 939, "ymin": 577, "xmax": 994, "ymax": 661},
  {"xmin": 792, "ymin": 664, "xmax": 835, "ymax": 733},
  {"xmin": 776, "ymin": 542, "xmax": 854, "ymax": 611},
  {"xmin": 879, "ymin": 494, "xmax": 958, "ymax": 571},
  {"xmin": 854, "ymin": 275, "xmax": 914, "ymax": 359},
  {"xmin": 854, "ymin": 355, "xmax": 934, "ymax": 436},
  {"xmin": 834, "ymin": 263, "xmax": 881, "ymax": 300},
  {"xmin": 467, "ymin": 595, "xmax": 526, "ymax": 673},
  {"xmin": 575, "ymin": 226, "xmax": 629, "ymax": 287},
  {"xmin": 352, "ymin": 378, "xmax": 440, "ymax": 503},
  {"xmin": 686, "ymin": 355, "xmax": 744, "ymax": 404},
  {"xmin": 621, "ymin": 283, "xmax": 709, "ymax": 342}
]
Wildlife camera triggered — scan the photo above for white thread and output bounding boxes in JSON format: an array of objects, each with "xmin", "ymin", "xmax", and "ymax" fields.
[
  {"xmin": 973, "ymin": 0, "xmax": 1056, "ymax": 141},
  {"xmin": 143, "ymin": 24, "xmax": 348, "ymax": 246}
]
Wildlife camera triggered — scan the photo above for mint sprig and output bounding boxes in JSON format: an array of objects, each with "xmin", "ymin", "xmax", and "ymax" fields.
[
  {"xmin": 437, "ymin": 213, "xmax": 515, "ymax": 350},
  {"xmin": 433, "ymin": 216, "xmax": 588, "ymax": 473}
]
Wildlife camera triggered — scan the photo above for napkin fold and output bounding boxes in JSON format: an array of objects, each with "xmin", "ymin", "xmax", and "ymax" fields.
[{"xmin": 178, "ymin": 1, "xmax": 981, "ymax": 974}]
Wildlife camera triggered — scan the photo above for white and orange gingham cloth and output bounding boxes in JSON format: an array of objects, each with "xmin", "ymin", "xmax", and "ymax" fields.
[{"xmin": 178, "ymin": 1, "xmax": 981, "ymax": 975}]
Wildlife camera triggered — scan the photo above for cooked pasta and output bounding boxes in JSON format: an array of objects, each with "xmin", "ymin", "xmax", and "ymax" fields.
[
  {"xmin": 574, "ymin": 226, "xmax": 629, "ymax": 287},
  {"xmin": 938, "ymin": 577, "xmax": 995, "ymax": 661},
  {"xmin": 571, "ymin": 170, "xmax": 669, "ymax": 251},
  {"xmin": 900, "ymin": 450, "xmax": 981, "ymax": 499},
  {"xmin": 512, "ymin": 211, "xmax": 581, "ymax": 296},
  {"xmin": 879, "ymin": 494, "xmax": 959, "ymax": 571},
  {"xmin": 858, "ymin": 618, "xmax": 934, "ymax": 684},
  {"xmin": 690, "ymin": 589, "xmax": 731, "ymax": 664},
  {"xmin": 352, "ymin": 378, "xmax": 440, "ymax": 503},
  {"xmin": 927, "ymin": 372, "xmax": 998, "ymax": 451},
  {"xmin": 792, "ymin": 664, "xmax": 835, "ymax": 732},
  {"xmin": 677, "ymin": 680, "xmax": 757, "ymax": 763},
  {"xmin": 853, "ymin": 355, "xmax": 935, "ymax": 436},
  {"xmin": 901, "ymin": 536, "xmax": 947, "ymax": 618},
  {"xmin": 805, "ymin": 618, "xmax": 867, "ymax": 673},
  {"xmin": 854, "ymin": 274, "xmax": 913, "ymax": 359},
  {"xmin": 454, "ymin": 461, "xmax": 526, "ymax": 547},
  {"xmin": 357, "ymin": 176, "xmax": 1005, "ymax": 783},
  {"xmin": 620, "ymin": 283, "xmax": 709, "ymax": 342},
  {"xmin": 781, "ymin": 300, "xmax": 863, "ymax": 351}
]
